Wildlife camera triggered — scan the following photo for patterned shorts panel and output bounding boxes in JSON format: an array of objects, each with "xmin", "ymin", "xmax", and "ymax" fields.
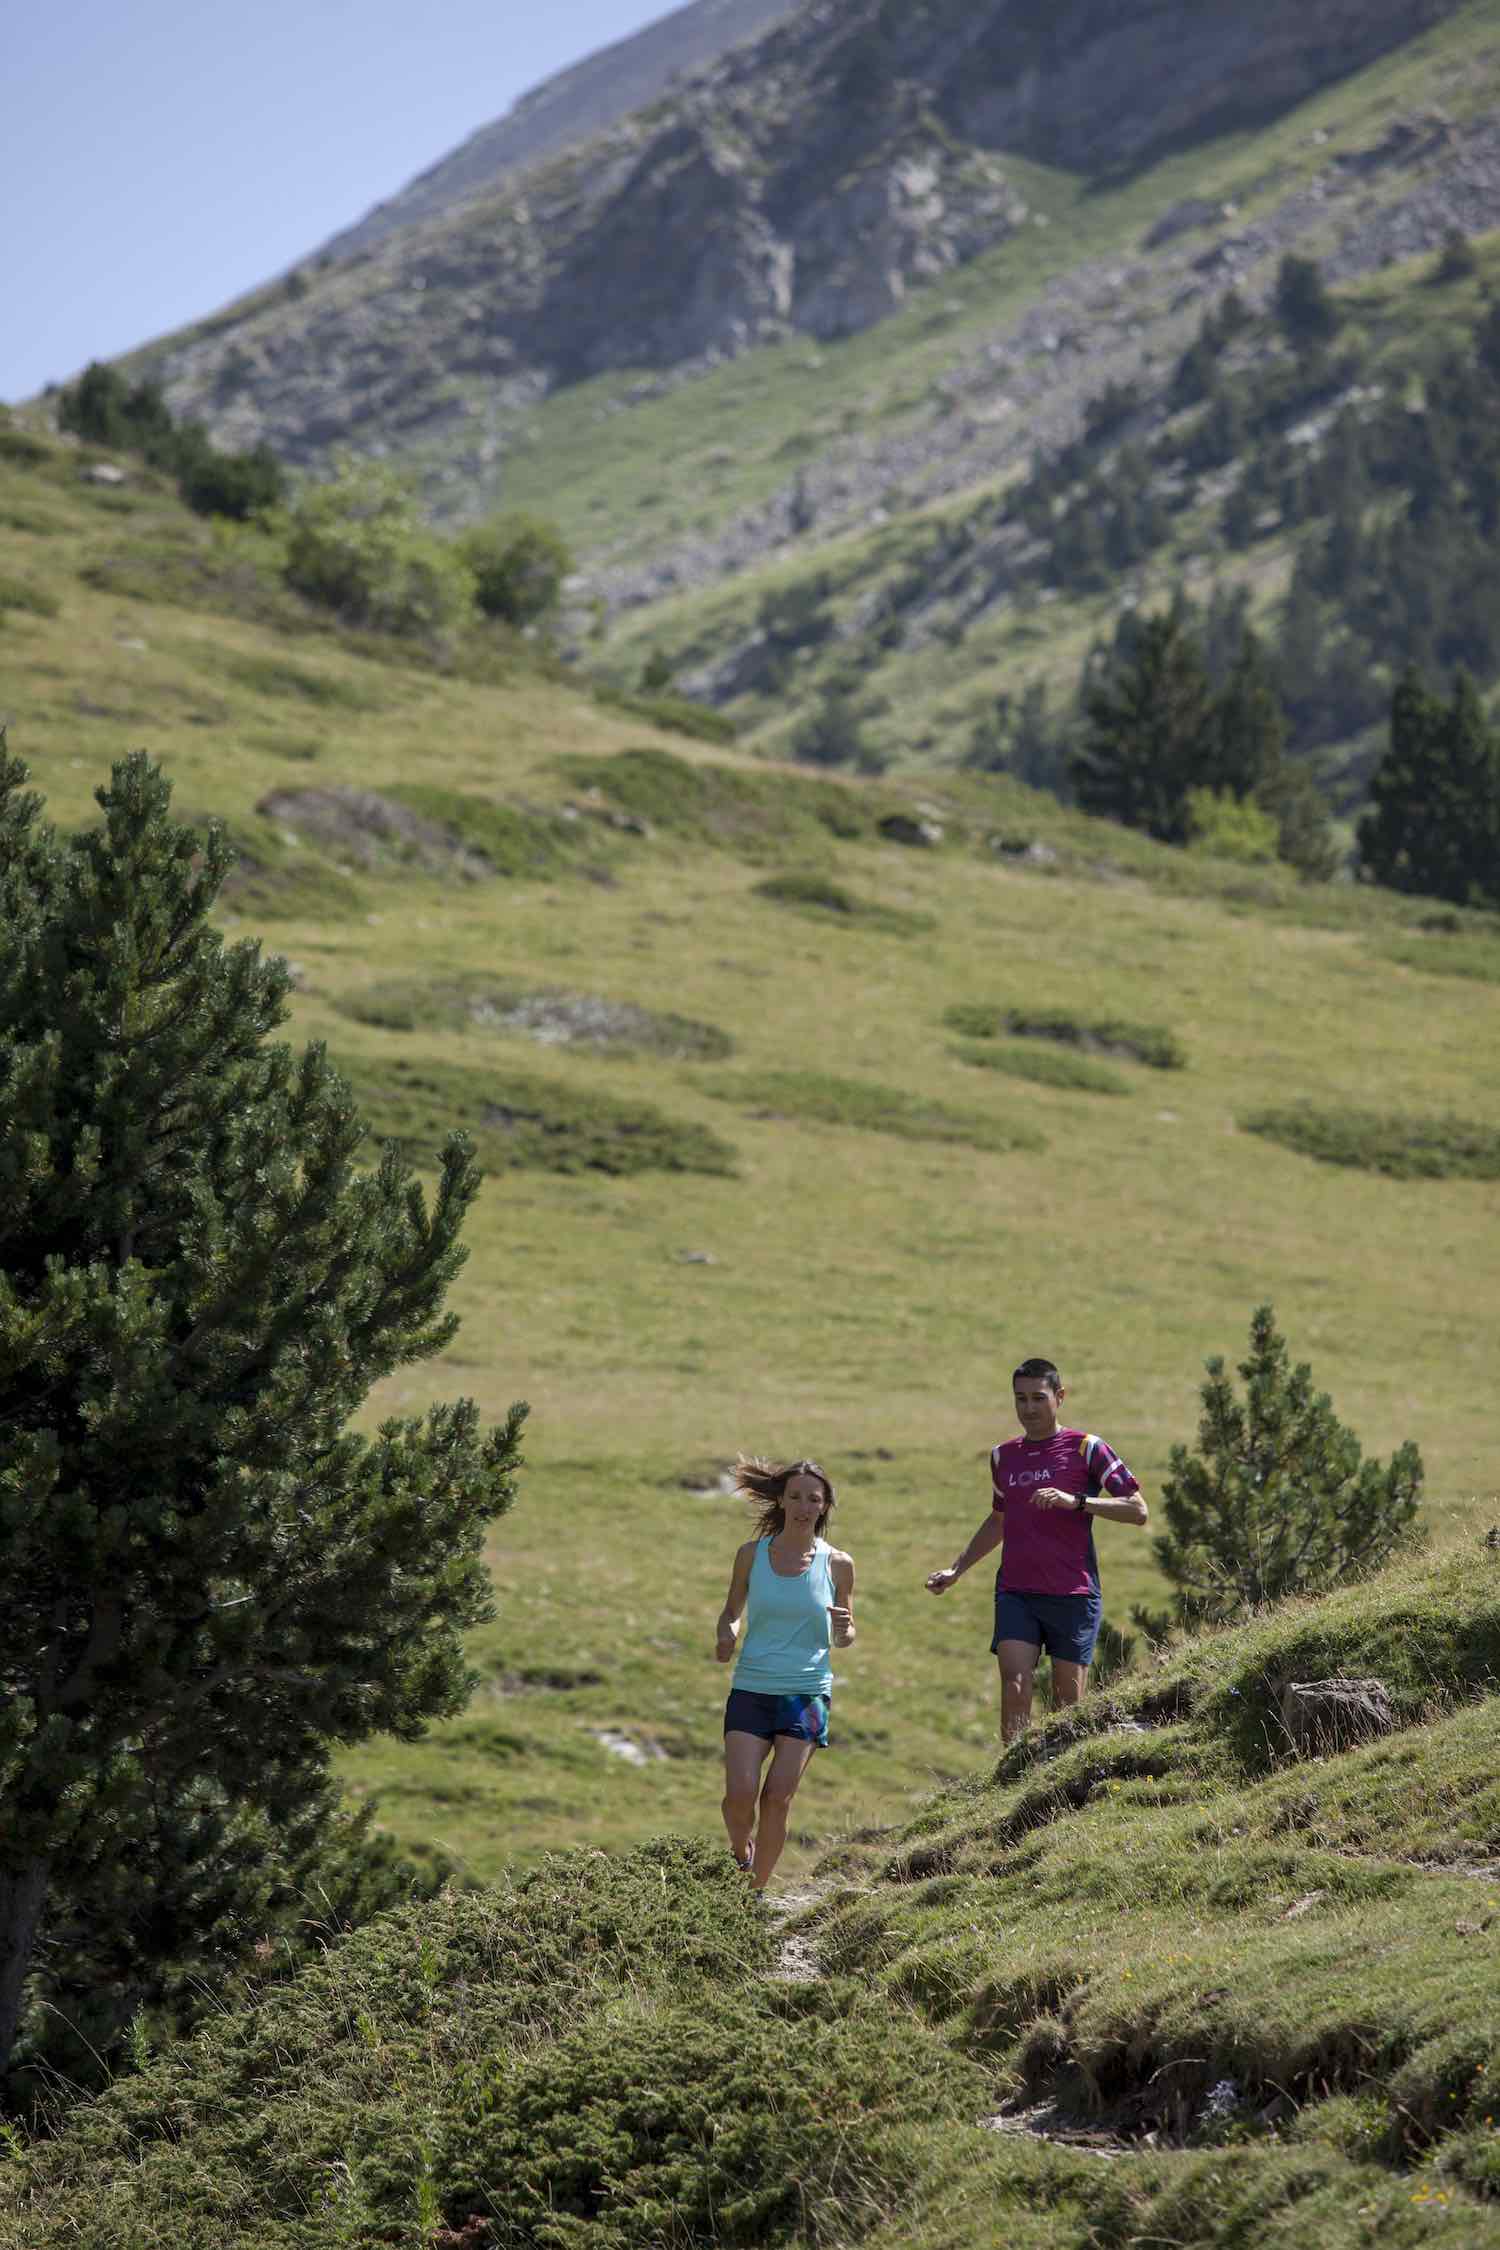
[{"xmin": 724, "ymin": 1688, "xmax": 831, "ymax": 1748}]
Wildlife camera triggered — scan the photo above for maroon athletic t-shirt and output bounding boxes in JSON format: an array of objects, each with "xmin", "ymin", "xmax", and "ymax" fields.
[{"xmin": 991, "ymin": 1426, "xmax": 1140, "ymax": 1597}]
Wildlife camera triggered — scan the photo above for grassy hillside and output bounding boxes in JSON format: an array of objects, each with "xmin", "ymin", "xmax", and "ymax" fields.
[
  {"xmin": 2, "ymin": 422, "xmax": 1499, "ymax": 1908},
  {"xmin": 3, "ymin": 1548, "xmax": 1498, "ymax": 2246}
]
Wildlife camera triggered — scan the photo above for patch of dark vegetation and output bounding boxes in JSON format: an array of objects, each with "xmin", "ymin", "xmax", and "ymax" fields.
[
  {"xmin": 384, "ymin": 783, "xmax": 616, "ymax": 883},
  {"xmin": 217, "ymin": 650, "xmax": 388, "ymax": 711},
  {"xmin": 753, "ymin": 870, "xmax": 935, "ymax": 935},
  {"xmin": 257, "ymin": 786, "xmax": 493, "ymax": 880},
  {"xmin": 211, "ymin": 817, "xmax": 368, "ymax": 923},
  {"xmin": 594, "ymin": 682, "xmax": 739, "ymax": 744},
  {"xmin": 343, "ymin": 1054, "xmax": 737, "ymax": 1177},
  {"xmin": 1242, "ymin": 1104, "xmax": 1500, "ymax": 1180},
  {"xmin": 1379, "ymin": 929, "xmax": 1500, "ymax": 985},
  {"xmin": 495, "ymin": 1664, "xmax": 607, "ymax": 1693},
  {"xmin": 951, "ymin": 1039, "xmax": 1130, "ymax": 1095},
  {"xmin": 557, "ymin": 745, "xmax": 936, "ymax": 861},
  {"xmin": 336, "ymin": 976, "xmax": 732, "ymax": 1059},
  {"xmin": 0, "ymin": 1843, "xmax": 774, "ymax": 2248},
  {"xmin": 701, "ymin": 1068, "xmax": 1043, "ymax": 1156},
  {"xmin": 945, "ymin": 1001, "xmax": 1185, "ymax": 1070},
  {"xmin": 0, "ymin": 427, "xmax": 53, "ymax": 469},
  {"xmin": 437, "ymin": 1985, "xmax": 983, "ymax": 2250},
  {"xmin": 0, "ymin": 574, "xmax": 60, "ymax": 619}
]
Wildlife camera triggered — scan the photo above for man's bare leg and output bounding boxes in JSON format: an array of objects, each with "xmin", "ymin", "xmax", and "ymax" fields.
[
  {"xmin": 1050, "ymin": 1658, "xmax": 1088, "ymax": 1713},
  {"xmin": 996, "ymin": 1638, "xmax": 1039, "ymax": 1745}
]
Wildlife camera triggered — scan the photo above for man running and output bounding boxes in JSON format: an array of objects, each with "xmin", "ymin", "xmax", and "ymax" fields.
[{"xmin": 925, "ymin": 1357, "xmax": 1148, "ymax": 1743}]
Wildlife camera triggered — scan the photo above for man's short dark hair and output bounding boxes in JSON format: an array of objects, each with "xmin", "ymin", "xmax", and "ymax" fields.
[{"xmin": 1012, "ymin": 1357, "xmax": 1062, "ymax": 1394}]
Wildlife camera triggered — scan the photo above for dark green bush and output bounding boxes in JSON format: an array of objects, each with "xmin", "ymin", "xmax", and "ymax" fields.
[
  {"xmin": 1242, "ymin": 1104, "xmax": 1500, "ymax": 1179},
  {"xmin": 0, "ymin": 428, "xmax": 52, "ymax": 468},
  {"xmin": 337, "ymin": 977, "xmax": 732, "ymax": 1059},
  {"xmin": 438, "ymin": 1988, "xmax": 984, "ymax": 2248},
  {"xmin": 950, "ymin": 1040, "xmax": 1130, "ymax": 1095},
  {"xmin": 944, "ymin": 1002, "xmax": 1184, "ymax": 1069},
  {"xmin": 0, "ymin": 575, "xmax": 59, "ymax": 618},
  {"xmin": 385, "ymin": 784, "xmax": 611, "ymax": 881},
  {"xmin": 704, "ymin": 1069, "xmax": 1042, "ymax": 1155},
  {"xmin": 594, "ymin": 685, "xmax": 739, "ymax": 744},
  {"xmin": 345, "ymin": 1055, "xmax": 737, "ymax": 1177},
  {"xmin": 753, "ymin": 871, "xmax": 933, "ymax": 935},
  {"xmin": 459, "ymin": 513, "xmax": 572, "ymax": 626}
]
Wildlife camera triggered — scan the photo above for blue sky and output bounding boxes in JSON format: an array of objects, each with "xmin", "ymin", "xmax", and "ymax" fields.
[{"xmin": 5, "ymin": 0, "xmax": 677, "ymax": 403}]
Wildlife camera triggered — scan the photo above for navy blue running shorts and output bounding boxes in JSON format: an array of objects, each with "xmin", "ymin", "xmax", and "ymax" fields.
[
  {"xmin": 991, "ymin": 1586, "xmax": 1102, "ymax": 1666},
  {"xmin": 724, "ymin": 1688, "xmax": 831, "ymax": 1749}
]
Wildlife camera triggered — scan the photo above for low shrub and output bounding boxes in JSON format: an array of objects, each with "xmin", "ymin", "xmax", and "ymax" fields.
[
  {"xmin": 0, "ymin": 427, "xmax": 52, "ymax": 468},
  {"xmin": 216, "ymin": 649, "xmax": 386, "ymax": 710},
  {"xmin": 951, "ymin": 1040, "xmax": 1130, "ymax": 1095},
  {"xmin": 437, "ymin": 1987, "xmax": 985, "ymax": 2249},
  {"xmin": 280, "ymin": 457, "xmax": 477, "ymax": 642},
  {"xmin": 345, "ymin": 1055, "xmax": 737, "ymax": 1177},
  {"xmin": 0, "ymin": 574, "xmax": 59, "ymax": 618},
  {"xmin": 1241, "ymin": 1104, "xmax": 1500, "ymax": 1179},
  {"xmin": 753, "ymin": 871, "xmax": 934, "ymax": 935},
  {"xmin": 557, "ymin": 747, "xmax": 878, "ymax": 856},
  {"xmin": 703, "ymin": 1069, "xmax": 1042, "ymax": 1155},
  {"xmin": 944, "ymin": 1001, "xmax": 1185, "ymax": 1070},
  {"xmin": 614, "ymin": 687, "xmax": 739, "ymax": 745},
  {"xmin": 385, "ymin": 784, "xmax": 613, "ymax": 882},
  {"xmin": 337, "ymin": 977, "xmax": 732, "ymax": 1058},
  {"xmin": 1380, "ymin": 932, "xmax": 1500, "ymax": 984}
]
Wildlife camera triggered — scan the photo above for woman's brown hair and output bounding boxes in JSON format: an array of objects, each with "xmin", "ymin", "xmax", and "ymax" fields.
[{"xmin": 734, "ymin": 1456, "xmax": 837, "ymax": 1540}]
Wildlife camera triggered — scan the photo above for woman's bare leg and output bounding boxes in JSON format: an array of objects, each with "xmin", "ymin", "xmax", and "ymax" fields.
[
  {"xmin": 1050, "ymin": 1658, "xmax": 1088, "ymax": 1712},
  {"xmin": 750, "ymin": 1735, "xmax": 817, "ymax": 1890},
  {"xmin": 722, "ymin": 1731, "xmax": 769, "ymax": 1868}
]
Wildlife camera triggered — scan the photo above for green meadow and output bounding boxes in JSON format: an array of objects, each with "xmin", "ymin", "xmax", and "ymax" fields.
[{"xmin": 3, "ymin": 423, "xmax": 1498, "ymax": 1904}]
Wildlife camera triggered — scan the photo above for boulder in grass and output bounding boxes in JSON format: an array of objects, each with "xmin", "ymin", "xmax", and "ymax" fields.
[{"xmin": 1279, "ymin": 1676, "xmax": 1395, "ymax": 1756}]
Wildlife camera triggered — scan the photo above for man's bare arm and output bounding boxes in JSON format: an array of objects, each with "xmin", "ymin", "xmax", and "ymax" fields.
[{"xmin": 925, "ymin": 1510, "xmax": 1005, "ymax": 1593}]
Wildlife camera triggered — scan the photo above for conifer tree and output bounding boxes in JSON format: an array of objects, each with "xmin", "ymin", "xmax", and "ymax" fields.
[
  {"xmin": 0, "ymin": 743, "xmax": 524, "ymax": 2080},
  {"xmin": 1139, "ymin": 1306, "xmax": 1423, "ymax": 1633},
  {"xmin": 1358, "ymin": 668, "xmax": 1500, "ymax": 905},
  {"xmin": 1071, "ymin": 607, "xmax": 1216, "ymax": 842}
]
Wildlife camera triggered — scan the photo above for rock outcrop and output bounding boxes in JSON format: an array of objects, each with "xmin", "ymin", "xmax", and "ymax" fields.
[{"xmin": 138, "ymin": 0, "xmax": 1464, "ymax": 472}]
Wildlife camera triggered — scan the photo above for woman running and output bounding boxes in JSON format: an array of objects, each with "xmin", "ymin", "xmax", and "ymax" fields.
[{"xmin": 715, "ymin": 1457, "xmax": 855, "ymax": 1891}]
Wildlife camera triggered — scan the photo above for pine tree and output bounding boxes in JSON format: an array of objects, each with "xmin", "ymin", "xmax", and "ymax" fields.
[
  {"xmin": 1274, "ymin": 254, "xmax": 1341, "ymax": 353},
  {"xmin": 1358, "ymin": 668, "xmax": 1500, "ymax": 905},
  {"xmin": 1140, "ymin": 1305, "xmax": 1423, "ymax": 1631},
  {"xmin": 1071, "ymin": 607, "xmax": 1216, "ymax": 842},
  {"xmin": 0, "ymin": 744, "xmax": 525, "ymax": 2081}
]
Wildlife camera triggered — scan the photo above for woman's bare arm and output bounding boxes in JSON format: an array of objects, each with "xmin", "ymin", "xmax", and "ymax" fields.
[
  {"xmin": 829, "ymin": 1550, "xmax": 855, "ymax": 1647},
  {"xmin": 715, "ymin": 1541, "xmax": 756, "ymax": 1661}
]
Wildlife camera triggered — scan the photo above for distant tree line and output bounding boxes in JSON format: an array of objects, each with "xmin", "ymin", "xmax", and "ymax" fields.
[
  {"xmin": 57, "ymin": 361, "xmax": 285, "ymax": 522},
  {"xmin": 1004, "ymin": 257, "xmax": 1500, "ymax": 763}
]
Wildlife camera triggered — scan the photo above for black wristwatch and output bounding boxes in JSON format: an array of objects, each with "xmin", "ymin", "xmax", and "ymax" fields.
[{"xmin": 1074, "ymin": 1491, "xmax": 1089, "ymax": 1511}]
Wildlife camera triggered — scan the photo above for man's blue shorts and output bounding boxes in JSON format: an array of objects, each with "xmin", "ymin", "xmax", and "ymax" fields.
[
  {"xmin": 724, "ymin": 1688, "xmax": 831, "ymax": 1749},
  {"xmin": 992, "ymin": 1585, "xmax": 1103, "ymax": 1666}
]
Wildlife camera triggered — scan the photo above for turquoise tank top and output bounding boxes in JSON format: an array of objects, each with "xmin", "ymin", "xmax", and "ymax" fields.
[{"xmin": 734, "ymin": 1536, "xmax": 836, "ymax": 1695}]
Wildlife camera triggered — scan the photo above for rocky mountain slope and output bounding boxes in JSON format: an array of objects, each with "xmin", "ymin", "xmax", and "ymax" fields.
[
  {"xmin": 133, "ymin": 0, "xmax": 1465, "ymax": 472},
  {"xmin": 313, "ymin": 0, "xmax": 802, "ymax": 265}
]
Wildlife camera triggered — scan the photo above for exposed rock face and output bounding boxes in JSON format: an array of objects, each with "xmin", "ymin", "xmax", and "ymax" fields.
[
  {"xmin": 316, "ymin": 0, "xmax": 804, "ymax": 265},
  {"xmin": 142, "ymin": 0, "xmax": 1463, "ymax": 471}
]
